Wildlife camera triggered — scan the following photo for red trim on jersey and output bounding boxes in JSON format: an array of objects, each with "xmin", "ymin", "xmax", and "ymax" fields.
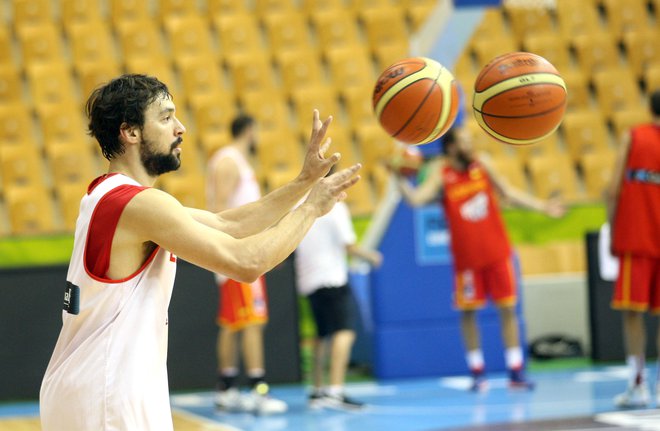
[
  {"xmin": 87, "ymin": 173, "xmax": 120, "ymax": 195},
  {"xmin": 83, "ymin": 182, "xmax": 153, "ymax": 282}
]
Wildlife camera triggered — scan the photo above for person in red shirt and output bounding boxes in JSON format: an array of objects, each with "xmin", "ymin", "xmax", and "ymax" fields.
[
  {"xmin": 607, "ymin": 90, "xmax": 660, "ymax": 408},
  {"xmin": 395, "ymin": 127, "xmax": 564, "ymax": 391}
]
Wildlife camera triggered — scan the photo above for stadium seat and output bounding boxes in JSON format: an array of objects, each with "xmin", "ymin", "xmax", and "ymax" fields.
[
  {"xmin": 166, "ymin": 15, "xmax": 217, "ymax": 67},
  {"xmin": 343, "ymin": 86, "xmax": 379, "ymax": 130},
  {"xmin": 343, "ymin": 176, "xmax": 376, "ymax": 217},
  {"xmin": 527, "ymin": 153, "xmax": 581, "ymax": 202},
  {"xmin": 158, "ymin": 174, "xmax": 206, "ymax": 209},
  {"xmin": 255, "ymin": 0, "xmax": 296, "ymax": 23},
  {"xmin": 0, "ymin": 66, "xmax": 23, "ymax": 105},
  {"xmin": 263, "ymin": 12, "xmax": 312, "ymax": 55},
  {"xmin": 158, "ymin": 0, "xmax": 199, "ymax": 27},
  {"xmin": 240, "ymin": 91, "xmax": 291, "ymax": 132},
  {"xmin": 60, "ymin": 0, "xmax": 102, "ymax": 34},
  {"xmin": 276, "ymin": 49, "xmax": 325, "ymax": 97},
  {"xmin": 487, "ymin": 156, "xmax": 529, "ymax": 193},
  {"xmin": 561, "ymin": 110, "xmax": 611, "ymax": 163},
  {"xmin": 178, "ymin": 58, "xmax": 226, "ymax": 106},
  {"xmin": 515, "ymin": 244, "xmax": 560, "ymax": 275},
  {"xmin": 109, "ymin": 0, "xmax": 151, "ymax": 31},
  {"xmin": 549, "ymin": 241, "xmax": 586, "ymax": 273},
  {"xmin": 469, "ymin": 7, "xmax": 508, "ymax": 46},
  {"xmin": 326, "ymin": 46, "xmax": 376, "ymax": 93},
  {"xmin": 301, "ymin": 0, "xmax": 344, "ymax": 19},
  {"xmin": 471, "ymin": 35, "xmax": 518, "ymax": 68},
  {"xmin": 77, "ymin": 62, "xmax": 122, "ymax": 99},
  {"xmin": 504, "ymin": 5, "xmax": 554, "ymax": 43},
  {"xmin": 465, "ymin": 119, "xmax": 508, "ymax": 159},
  {"xmin": 610, "ymin": 107, "xmax": 653, "ymax": 139},
  {"xmin": 522, "ymin": 34, "xmax": 572, "ymax": 74},
  {"xmin": 600, "ymin": 0, "xmax": 651, "ymax": 41},
  {"xmin": 46, "ymin": 143, "xmax": 98, "ymax": 188},
  {"xmin": 0, "ymin": 27, "xmax": 12, "ymax": 66},
  {"xmin": 622, "ymin": 29, "xmax": 660, "ymax": 79},
  {"xmin": 580, "ymin": 150, "xmax": 616, "ymax": 201},
  {"xmin": 560, "ymin": 69, "xmax": 591, "ymax": 112},
  {"xmin": 513, "ymin": 133, "xmax": 561, "ymax": 167},
  {"xmin": 373, "ymin": 40, "xmax": 410, "ymax": 72},
  {"xmin": 572, "ymin": 32, "xmax": 620, "ymax": 76},
  {"xmin": 592, "ymin": 67, "xmax": 642, "ymax": 121},
  {"xmin": 257, "ymin": 128, "xmax": 302, "ymax": 174},
  {"xmin": 312, "ymin": 10, "xmax": 361, "ymax": 54},
  {"xmin": 39, "ymin": 104, "xmax": 87, "ymax": 151},
  {"xmin": 5, "ymin": 185, "xmax": 56, "ymax": 235},
  {"xmin": 55, "ymin": 181, "xmax": 87, "ymax": 231},
  {"xmin": 325, "ymin": 125, "xmax": 358, "ymax": 167},
  {"xmin": 0, "ymin": 145, "xmax": 45, "ymax": 189},
  {"xmin": 207, "ymin": 0, "xmax": 247, "ymax": 17},
  {"xmin": 354, "ymin": 123, "xmax": 396, "ymax": 174},
  {"xmin": 0, "ymin": 103, "xmax": 34, "ymax": 146},
  {"xmin": 265, "ymin": 166, "xmax": 299, "ymax": 192},
  {"xmin": 213, "ymin": 13, "xmax": 263, "ymax": 64},
  {"xmin": 291, "ymin": 86, "xmax": 342, "ymax": 134},
  {"xmin": 117, "ymin": 19, "xmax": 165, "ymax": 63},
  {"xmin": 190, "ymin": 93, "xmax": 236, "ymax": 157},
  {"xmin": 555, "ymin": 0, "xmax": 602, "ymax": 40},
  {"xmin": 402, "ymin": 0, "xmax": 437, "ymax": 31},
  {"xmin": 68, "ymin": 21, "xmax": 117, "ymax": 74},
  {"xmin": 226, "ymin": 53, "xmax": 277, "ymax": 100},
  {"xmin": 12, "ymin": 0, "xmax": 52, "ymax": 31},
  {"xmin": 360, "ymin": 6, "xmax": 409, "ymax": 57},
  {"xmin": 125, "ymin": 57, "xmax": 177, "ymax": 95},
  {"xmin": 18, "ymin": 23, "xmax": 64, "ymax": 66},
  {"xmin": 645, "ymin": 63, "xmax": 660, "ymax": 93},
  {"xmin": 26, "ymin": 63, "xmax": 78, "ymax": 114}
]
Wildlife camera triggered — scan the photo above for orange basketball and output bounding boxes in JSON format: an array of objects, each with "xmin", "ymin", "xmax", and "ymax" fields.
[
  {"xmin": 373, "ymin": 57, "xmax": 459, "ymax": 145},
  {"xmin": 473, "ymin": 52, "xmax": 566, "ymax": 145}
]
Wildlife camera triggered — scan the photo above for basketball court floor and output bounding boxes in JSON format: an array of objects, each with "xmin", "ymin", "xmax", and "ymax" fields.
[{"xmin": 2, "ymin": 363, "xmax": 659, "ymax": 431}]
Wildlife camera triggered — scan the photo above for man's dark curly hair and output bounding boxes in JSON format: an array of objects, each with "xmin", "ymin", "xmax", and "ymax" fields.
[{"xmin": 85, "ymin": 74, "xmax": 172, "ymax": 160}]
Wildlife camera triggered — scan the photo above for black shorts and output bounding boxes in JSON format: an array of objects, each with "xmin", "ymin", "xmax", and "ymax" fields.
[{"xmin": 307, "ymin": 284, "xmax": 355, "ymax": 338}]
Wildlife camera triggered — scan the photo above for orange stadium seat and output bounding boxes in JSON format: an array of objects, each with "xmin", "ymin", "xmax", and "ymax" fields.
[
  {"xmin": 622, "ymin": 29, "xmax": 660, "ymax": 79},
  {"xmin": 12, "ymin": 0, "xmax": 52, "ymax": 31},
  {"xmin": 27, "ymin": 63, "xmax": 78, "ymax": 114},
  {"xmin": 560, "ymin": 69, "xmax": 591, "ymax": 112},
  {"xmin": 325, "ymin": 125, "xmax": 358, "ymax": 168},
  {"xmin": 276, "ymin": 49, "xmax": 326, "ymax": 97},
  {"xmin": 592, "ymin": 67, "xmax": 643, "ymax": 121},
  {"xmin": 109, "ymin": 0, "xmax": 151, "ymax": 31},
  {"xmin": 555, "ymin": 0, "xmax": 602, "ymax": 40},
  {"xmin": 522, "ymin": 34, "xmax": 572, "ymax": 74},
  {"xmin": 0, "ymin": 66, "xmax": 23, "ymax": 105},
  {"xmin": 0, "ymin": 103, "xmax": 35, "ymax": 146},
  {"xmin": 5, "ymin": 185, "xmax": 56, "ymax": 235},
  {"xmin": 581, "ymin": 150, "xmax": 616, "ymax": 201},
  {"xmin": 264, "ymin": 12, "xmax": 312, "ymax": 56},
  {"xmin": 166, "ymin": 15, "xmax": 217, "ymax": 67},
  {"xmin": 572, "ymin": 32, "xmax": 621, "ymax": 76},
  {"xmin": 68, "ymin": 21, "xmax": 118, "ymax": 74},
  {"xmin": 465, "ymin": 119, "xmax": 508, "ymax": 159},
  {"xmin": 504, "ymin": 5, "xmax": 554, "ymax": 43},
  {"xmin": 117, "ymin": 19, "xmax": 165, "ymax": 63},
  {"xmin": 601, "ymin": 0, "xmax": 652, "ymax": 41},
  {"xmin": 18, "ymin": 23, "xmax": 64, "ymax": 67},
  {"xmin": 0, "ymin": 145, "xmax": 45, "ymax": 189},
  {"xmin": 561, "ymin": 110, "xmax": 611, "ymax": 163},
  {"xmin": 527, "ymin": 153, "xmax": 581, "ymax": 202},
  {"xmin": 265, "ymin": 166, "xmax": 299, "ymax": 192}
]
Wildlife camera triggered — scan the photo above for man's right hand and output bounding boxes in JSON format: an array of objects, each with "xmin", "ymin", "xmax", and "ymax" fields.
[
  {"xmin": 298, "ymin": 110, "xmax": 341, "ymax": 183},
  {"xmin": 303, "ymin": 163, "xmax": 362, "ymax": 217}
]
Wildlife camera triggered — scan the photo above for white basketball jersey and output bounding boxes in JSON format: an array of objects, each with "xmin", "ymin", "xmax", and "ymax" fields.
[
  {"xmin": 206, "ymin": 146, "xmax": 261, "ymax": 211},
  {"xmin": 40, "ymin": 174, "xmax": 178, "ymax": 431}
]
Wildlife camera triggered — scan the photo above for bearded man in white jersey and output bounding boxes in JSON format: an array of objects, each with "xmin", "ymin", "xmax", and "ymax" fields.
[{"xmin": 39, "ymin": 74, "xmax": 360, "ymax": 431}]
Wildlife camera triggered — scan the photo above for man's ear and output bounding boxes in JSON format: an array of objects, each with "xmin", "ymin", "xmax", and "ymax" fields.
[{"xmin": 119, "ymin": 122, "xmax": 140, "ymax": 145}]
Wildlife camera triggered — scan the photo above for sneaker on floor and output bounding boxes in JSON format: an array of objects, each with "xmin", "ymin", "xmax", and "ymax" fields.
[
  {"xmin": 614, "ymin": 384, "xmax": 650, "ymax": 408},
  {"xmin": 470, "ymin": 374, "xmax": 489, "ymax": 392},
  {"xmin": 214, "ymin": 388, "xmax": 243, "ymax": 411},
  {"xmin": 242, "ymin": 390, "xmax": 288, "ymax": 415},
  {"xmin": 508, "ymin": 369, "xmax": 535, "ymax": 391},
  {"xmin": 308, "ymin": 390, "xmax": 326, "ymax": 409},
  {"xmin": 316, "ymin": 393, "xmax": 365, "ymax": 411}
]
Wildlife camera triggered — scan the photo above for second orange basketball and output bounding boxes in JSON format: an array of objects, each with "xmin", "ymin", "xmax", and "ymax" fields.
[
  {"xmin": 373, "ymin": 57, "xmax": 459, "ymax": 145},
  {"xmin": 472, "ymin": 52, "xmax": 567, "ymax": 145}
]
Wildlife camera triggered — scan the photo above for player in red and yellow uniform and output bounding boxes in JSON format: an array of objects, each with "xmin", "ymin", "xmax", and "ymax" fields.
[
  {"xmin": 607, "ymin": 90, "xmax": 660, "ymax": 408},
  {"xmin": 396, "ymin": 127, "xmax": 564, "ymax": 391}
]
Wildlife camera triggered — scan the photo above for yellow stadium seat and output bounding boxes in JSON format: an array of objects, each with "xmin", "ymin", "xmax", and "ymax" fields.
[
  {"xmin": 404, "ymin": 0, "xmax": 437, "ymax": 31},
  {"xmin": 354, "ymin": 122, "xmax": 396, "ymax": 172},
  {"xmin": 469, "ymin": 8, "xmax": 508, "ymax": 46},
  {"xmin": 487, "ymin": 156, "xmax": 529, "ymax": 193},
  {"xmin": 343, "ymin": 86, "xmax": 378, "ymax": 130},
  {"xmin": 39, "ymin": 104, "xmax": 87, "ymax": 151},
  {"xmin": 504, "ymin": 5, "xmax": 554, "ymax": 43},
  {"xmin": 0, "ymin": 103, "xmax": 34, "ymax": 146},
  {"xmin": 166, "ymin": 15, "xmax": 216, "ymax": 67},
  {"xmin": 158, "ymin": 0, "xmax": 199, "ymax": 26},
  {"xmin": 158, "ymin": 174, "xmax": 206, "ymax": 209},
  {"xmin": 257, "ymin": 128, "xmax": 302, "ymax": 173},
  {"xmin": 109, "ymin": 0, "xmax": 151, "ymax": 31},
  {"xmin": 60, "ymin": 0, "xmax": 102, "ymax": 34},
  {"xmin": 0, "ymin": 66, "xmax": 23, "ymax": 105},
  {"xmin": 290, "ymin": 86, "xmax": 342, "ymax": 132},
  {"xmin": 373, "ymin": 41, "xmax": 410, "ymax": 72},
  {"xmin": 276, "ymin": 49, "xmax": 325, "ymax": 97},
  {"xmin": 190, "ymin": 92, "xmax": 235, "ymax": 147},
  {"xmin": 601, "ymin": 0, "xmax": 651, "ymax": 41},
  {"xmin": 0, "ymin": 145, "xmax": 45, "ymax": 189},
  {"xmin": 522, "ymin": 34, "xmax": 572, "ymax": 74},
  {"xmin": 622, "ymin": 29, "xmax": 660, "ymax": 79},
  {"xmin": 572, "ymin": 32, "xmax": 620, "ymax": 76},
  {"xmin": 0, "ymin": 27, "xmax": 12, "ymax": 66},
  {"xmin": 561, "ymin": 69, "xmax": 591, "ymax": 112},
  {"xmin": 263, "ymin": 12, "xmax": 312, "ymax": 55},
  {"xmin": 178, "ymin": 57, "xmax": 226, "ymax": 105},
  {"xmin": 326, "ymin": 46, "xmax": 376, "ymax": 92},
  {"xmin": 68, "ymin": 21, "xmax": 118, "ymax": 74},
  {"xmin": 18, "ymin": 23, "xmax": 64, "ymax": 66},
  {"xmin": 516, "ymin": 244, "xmax": 560, "ymax": 275},
  {"xmin": 513, "ymin": 133, "xmax": 561, "ymax": 167},
  {"xmin": 471, "ymin": 35, "xmax": 518, "ymax": 68},
  {"xmin": 360, "ymin": 6, "xmax": 409, "ymax": 55},
  {"xmin": 255, "ymin": 0, "xmax": 296, "ymax": 22},
  {"xmin": 464, "ymin": 119, "xmax": 508, "ymax": 159},
  {"xmin": 207, "ymin": 0, "xmax": 246, "ymax": 17},
  {"xmin": 592, "ymin": 67, "xmax": 642, "ymax": 121},
  {"xmin": 117, "ymin": 19, "xmax": 165, "ymax": 63},
  {"xmin": 580, "ymin": 149, "xmax": 616, "ymax": 201},
  {"xmin": 311, "ymin": 10, "xmax": 361, "ymax": 53},
  {"xmin": 55, "ymin": 181, "xmax": 87, "ymax": 231},
  {"xmin": 265, "ymin": 166, "xmax": 299, "ymax": 192},
  {"xmin": 527, "ymin": 153, "xmax": 581, "ymax": 202},
  {"xmin": 46, "ymin": 143, "xmax": 98, "ymax": 188},
  {"xmin": 301, "ymin": 0, "xmax": 344, "ymax": 18},
  {"xmin": 26, "ymin": 63, "xmax": 78, "ymax": 114},
  {"xmin": 645, "ymin": 63, "xmax": 660, "ymax": 93},
  {"xmin": 556, "ymin": 0, "xmax": 602, "ymax": 40},
  {"xmin": 226, "ymin": 53, "xmax": 276, "ymax": 98},
  {"xmin": 611, "ymin": 107, "xmax": 653, "ymax": 139},
  {"xmin": 125, "ymin": 57, "xmax": 177, "ymax": 94},
  {"xmin": 213, "ymin": 13, "xmax": 263, "ymax": 63},
  {"xmin": 12, "ymin": 0, "xmax": 52, "ymax": 31},
  {"xmin": 326, "ymin": 125, "xmax": 358, "ymax": 167},
  {"xmin": 240, "ymin": 91, "xmax": 291, "ymax": 132},
  {"xmin": 5, "ymin": 185, "xmax": 56, "ymax": 234},
  {"xmin": 77, "ymin": 62, "xmax": 122, "ymax": 99},
  {"xmin": 561, "ymin": 110, "xmax": 611, "ymax": 163},
  {"xmin": 344, "ymin": 178, "xmax": 375, "ymax": 217}
]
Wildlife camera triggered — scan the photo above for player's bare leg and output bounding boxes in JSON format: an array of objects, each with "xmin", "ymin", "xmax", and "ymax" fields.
[
  {"xmin": 215, "ymin": 327, "xmax": 241, "ymax": 410},
  {"xmin": 615, "ymin": 310, "xmax": 649, "ymax": 408}
]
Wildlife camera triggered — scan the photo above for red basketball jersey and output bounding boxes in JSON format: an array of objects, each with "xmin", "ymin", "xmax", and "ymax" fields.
[
  {"xmin": 441, "ymin": 161, "xmax": 511, "ymax": 270},
  {"xmin": 613, "ymin": 124, "xmax": 660, "ymax": 257}
]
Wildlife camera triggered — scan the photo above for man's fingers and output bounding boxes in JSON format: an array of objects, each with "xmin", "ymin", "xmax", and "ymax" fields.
[{"xmin": 319, "ymin": 138, "xmax": 332, "ymax": 157}]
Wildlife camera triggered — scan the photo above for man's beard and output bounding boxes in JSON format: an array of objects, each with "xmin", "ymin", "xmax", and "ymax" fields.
[{"xmin": 140, "ymin": 136, "xmax": 182, "ymax": 176}]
